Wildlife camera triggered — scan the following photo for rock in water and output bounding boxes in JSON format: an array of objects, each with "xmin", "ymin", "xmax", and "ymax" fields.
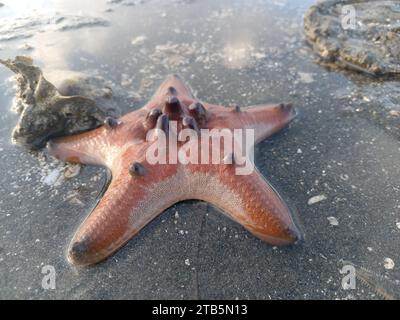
[
  {"xmin": 304, "ymin": 0, "xmax": 400, "ymax": 76},
  {"xmin": 43, "ymin": 69, "xmax": 121, "ymax": 118},
  {"xmin": 0, "ymin": 57, "xmax": 108, "ymax": 149}
]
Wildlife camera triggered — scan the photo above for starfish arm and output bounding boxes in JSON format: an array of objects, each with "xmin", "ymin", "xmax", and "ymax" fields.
[
  {"xmin": 47, "ymin": 110, "xmax": 149, "ymax": 168},
  {"xmin": 205, "ymin": 103, "xmax": 297, "ymax": 144},
  {"xmin": 67, "ymin": 160, "xmax": 182, "ymax": 266},
  {"xmin": 47, "ymin": 127, "xmax": 111, "ymax": 166},
  {"xmin": 186, "ymin": 164, "xmax": 301, "ymax": 245}
]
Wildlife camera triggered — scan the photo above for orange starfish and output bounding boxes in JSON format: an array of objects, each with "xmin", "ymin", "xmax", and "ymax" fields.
[{"xmin": 48, "ymin": 75, "xmax": 302, "ymax": 266}]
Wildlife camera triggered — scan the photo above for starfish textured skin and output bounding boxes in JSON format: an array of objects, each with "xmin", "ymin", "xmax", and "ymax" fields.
[{"xmin": 48, "ymin": 75, "xmax": 302, "ymax": 266}]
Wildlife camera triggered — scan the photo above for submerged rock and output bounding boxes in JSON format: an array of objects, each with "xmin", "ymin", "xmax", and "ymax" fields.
[
  {"xmin": 304, "ymin": 0, "xmax": 400, "ymax": 76},
  {"xmin": 0, "ymin": 57, "xmax": 109, "ymax": 149}
]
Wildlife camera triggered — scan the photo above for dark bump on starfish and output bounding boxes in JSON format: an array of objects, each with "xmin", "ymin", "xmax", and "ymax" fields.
[
  {"xmin": 156, "ymin": 114, "xmax": 169, "ymax": 133},
  {"xmin": 129, "ymin": 162, "xmax": 146, "ymax": 177},
  {"xmin": 69, "ymin": 239, "xmax": 89, "ymax": 263},
  {"xmin": 182, "ymin": 116, "xmax": 199, "ymax": 133},
  {"xmin": 279, "ymin": 103, "xmax": 297, "ymax": 119},
  {"xmin": 279, "ymin": 103, "xmax": 293, "ymax": 112},
  {"xmin": 166, "ymin": 86, "xmax": 177, "ymax": 96},
  {"xmin": 163, "ymin": 96, "xmax": 182, "ymax": 115},
  {"xmin": 188, "ymin": 102, "xmax": 208, "ymax": 125},
  {"xmin": 103, "ymin": 116, "xmax": 119, "ymax": 129},
  {"xmin": 144, "ymin": 108, "xmax": 162, "ymax": 130},
  {"xmin": 230, "ymin": 104, "xmax": 241, "ymax": 112},
  {"xmin": 285, "ymin": 225, "xmax": 303, "ymax": 244}
]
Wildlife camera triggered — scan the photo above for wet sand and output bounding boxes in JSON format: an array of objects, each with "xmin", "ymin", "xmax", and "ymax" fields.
[{"xmin": 0, "ymin": 0, "xmax": 400, "ymax": 299}]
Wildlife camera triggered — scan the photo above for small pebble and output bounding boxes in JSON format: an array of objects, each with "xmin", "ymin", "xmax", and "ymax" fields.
[
  {"xmin": 64, "ymin": 164, "xmax": 81, "ymax": 179},
  {"xmin": 327, "ymin": 216, "xmax": 339, "ymax": 226},
  {"xmin": 384, "ymin": 258, "xmax": 395, "ymax": 270},
  {"xmin": 298, "ymin": 72, "xmax": 314, "ymax": 84},
  {"xmin": 42, "ymin": 168, "xmax": 62, "ymax": 186},
  {"xmin": 389, "ymin": 110, "xmax": 400, "ymax": 117},
  {"xmin": 308, "ymin": 195, "xmax": 327, "ymax": 205},
  {"xmin": 131, "ymin": 35, "xmax": 146, "ymax": 46},
  {"xmin": 362, "ymin": 96, "xmax": 371, "ymax": 102}
]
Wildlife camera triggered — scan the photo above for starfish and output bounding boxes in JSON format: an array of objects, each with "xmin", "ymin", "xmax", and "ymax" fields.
[{"xmin": 48, "ymin": 75, "xmax": 302, "ymax": 266}]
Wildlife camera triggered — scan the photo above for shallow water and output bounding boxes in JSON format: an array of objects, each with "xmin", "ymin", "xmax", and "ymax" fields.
[{"xmin": 1, "ymin": 0, "xmax": 400, "ymax": 299}]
